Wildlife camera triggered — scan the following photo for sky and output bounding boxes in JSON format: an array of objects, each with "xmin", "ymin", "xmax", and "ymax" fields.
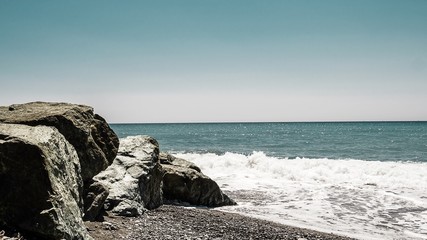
[{"xmin": 0, "ymin": 0, "xmax": 426, "ymax": 123}]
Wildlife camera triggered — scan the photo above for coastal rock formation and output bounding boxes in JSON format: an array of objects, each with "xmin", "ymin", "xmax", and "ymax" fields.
[
  {"xmin": 0, "ymin": 102, "xmax": 119, "ymax": 181},
  {"xmin": 94, "ymin": 136, "xmax": 164, "ymax": 217},
  {"xmin": 160, "ymin": 152, "xmax": 201, "ymax": 172},
  {"xmin": 94, "ymin": 136, "xmax": 235, "ymax": 216},
  {"xmin": 160, "ymin": 153, "xmax": 236, "ymax": 207},
  {"xmin": 0, "ymin": 123, "xmax": 92, "ymax": 239},
  {"xmin": 0, "ymin": 99, "xmax": 236, "ymax": 239}
]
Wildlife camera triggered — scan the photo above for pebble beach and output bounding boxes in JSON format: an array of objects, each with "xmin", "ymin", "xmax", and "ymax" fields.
[{"xmin": 85, "ymin": 205, "xmax": 355, "ymax": 240}]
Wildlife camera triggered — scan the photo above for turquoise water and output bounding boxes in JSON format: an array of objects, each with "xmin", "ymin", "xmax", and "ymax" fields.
[{"xmin": 111, "ymin": 121, "xmax": 427, "ymax": 162}]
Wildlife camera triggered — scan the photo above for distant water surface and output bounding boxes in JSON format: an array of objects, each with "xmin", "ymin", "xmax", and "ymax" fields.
[
  {"xmin": 111, "ymin": 122, "xmax": 427, "ymax": 162},
  {"xmin": 111, "ymin": 122, "xmax": 427, "ymax": 240}
]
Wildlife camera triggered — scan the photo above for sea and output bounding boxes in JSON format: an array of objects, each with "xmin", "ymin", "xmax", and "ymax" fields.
[{"xmin": 110, "ymin": 122, "xmax": 427, "ymax": 240}]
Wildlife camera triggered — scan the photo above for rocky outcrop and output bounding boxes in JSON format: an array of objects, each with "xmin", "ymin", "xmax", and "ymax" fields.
[
  {"xmin": 0, "ymin": 100, "xmax": 235, "ymax": 239},
  {"xmin": 0, "ymin": 102, "xmax": 119, "ymax": 181},
  {"xmin": 94, "ymin": 136, "xmax": 164, "ymax": 217},
  {"xmin": 94, "ymin": 137, "xmax": 235, "ymax": 215},
  {"xmin": 161, "ymin": 153, "xmax": 236, "ymax": 207},
  {"xmin": 0, "ymin": 123, "xmax": 92, "ymax": 239}
]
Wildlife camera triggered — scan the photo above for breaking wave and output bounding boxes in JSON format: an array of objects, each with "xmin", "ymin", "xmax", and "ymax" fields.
[{"xmin": 175, "ymin": 151, "xmax": 427, "ymax": 240}]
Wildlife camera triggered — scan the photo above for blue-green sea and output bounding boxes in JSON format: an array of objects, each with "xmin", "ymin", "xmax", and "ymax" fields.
[
  {"xmin": 111, "ymin": 121, "xmax": 427, "ymax": 162},
  {"xmin": 111, "ymin": 122, "xmax": 427, "ymax": 240}
]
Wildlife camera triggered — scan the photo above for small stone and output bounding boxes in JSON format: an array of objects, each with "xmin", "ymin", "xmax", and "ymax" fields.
[{"xmin": 102, "ymin": 222, "xmax": 118, "ymax": 230}]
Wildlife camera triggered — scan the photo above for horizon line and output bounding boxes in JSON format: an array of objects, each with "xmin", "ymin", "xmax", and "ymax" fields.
[{"xmin": 108, "ymin": 120, "xmax": 427, "ymax": 125}]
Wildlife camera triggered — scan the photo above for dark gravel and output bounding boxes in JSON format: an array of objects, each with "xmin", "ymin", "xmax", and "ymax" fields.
[{"xmin": 85, "ymin": 205, "xmax": 356, "ymax": 240}]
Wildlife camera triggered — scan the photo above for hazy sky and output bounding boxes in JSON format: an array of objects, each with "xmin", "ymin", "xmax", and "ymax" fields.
[{"xmin": 1, "ymin": 0, "xmax": 426, "ymax": 123}]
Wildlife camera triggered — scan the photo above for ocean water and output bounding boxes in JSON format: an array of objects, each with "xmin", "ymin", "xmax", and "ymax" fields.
[{"xmin": 111, "ymin": 122, "xmax": 427, "ymax": 240}]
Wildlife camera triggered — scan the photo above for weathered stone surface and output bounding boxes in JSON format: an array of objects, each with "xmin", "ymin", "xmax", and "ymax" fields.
[
  {"xmin": 111, "ymin": 199, "xmax": 145, "ymax": 217},
  {"xmin": 0, "ymin": 123, "xmax": 92, "ymax": 240},
  {"xmin": 0, "ymin": 102, "xmax": 119, "ymax": 181},
  {"xmin": 83, "ymin": 180, "xmax": 109, "ymax": 221},
  {"xmin": 160, "ymin": 152, "xmax": 201, "ymax": 172},
  {"xmin": 161, "ymin": 153, "xmax": 236, "ymax": 207},
  {"xmin": 94, "ymin": 136, "xmax": 164, "ymax": 217}
]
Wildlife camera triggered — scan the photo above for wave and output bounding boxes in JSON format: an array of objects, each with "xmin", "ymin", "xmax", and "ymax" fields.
[
  {"xmin": 175, "ymin": 151, "xmax": 427, "ymax": 240},
  {"xmin": 175, "ymin": 151, "xmax": 427, "ymax": 191}
]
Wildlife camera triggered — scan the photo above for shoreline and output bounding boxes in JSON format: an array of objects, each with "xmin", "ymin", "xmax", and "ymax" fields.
[{"xmin": 85, "ymin": 204, "xmax": 355, "ymax": 240}]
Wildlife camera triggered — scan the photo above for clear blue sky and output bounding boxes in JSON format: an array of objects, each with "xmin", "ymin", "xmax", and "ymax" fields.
[{"xmin": 1, "ymin": 0, "xmax": 426, "ymax": 123}]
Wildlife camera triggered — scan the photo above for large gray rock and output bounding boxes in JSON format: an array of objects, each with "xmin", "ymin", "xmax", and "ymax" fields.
[
  {"xmin": 0, "ymin": 123, "xmax": 92, "ymax": 240},
  {"xmin": 94, "ymin": 136, "xmax": 164, "ymax": 217},
  {"xmin": 0, "ymin": 102, "xmax": 119, "ymax": 181},
  {"xmin": 161, "ymin": 153, "xmax": 236, "ymax": 207}
]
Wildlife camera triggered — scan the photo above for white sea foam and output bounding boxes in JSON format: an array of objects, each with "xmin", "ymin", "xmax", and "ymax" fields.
[{"xmin": 175, "ymin": 152, "xmax": 427, "ymax": 240}]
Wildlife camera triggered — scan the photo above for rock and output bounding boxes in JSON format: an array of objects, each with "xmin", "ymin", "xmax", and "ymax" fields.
[
  {"xmin": 102, "ymin": 221, "xmax": 118, "ymax": 231},
  {"xmin": 0, "ymin": 102, "xmax": 119, "ymax": 181},
  {"xmin": 111, "ymin": 199, "xmax": 145, "ymax": 217},
  {"xmin": 83, "ymin": 180, "xmax": 109, "ymax": 221},
  {"xmin": 160, "ymin": 152, "xmax": 201, "ymax": 172},
  {"xmin": 94, "ymin": 136, "xmax": 164, "ymax": 216},
  {"xmin": 161, "ymin": 153, "xmax": 236, "ymax": 207},
  {"xmin": 0, "ymin": 123, "xmax": 92, "ymax": 240}
]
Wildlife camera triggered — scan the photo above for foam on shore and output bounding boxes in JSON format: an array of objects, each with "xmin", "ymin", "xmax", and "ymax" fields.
[{"xmin": 176, "ymin": 151, "xmax": 427, "ymax": 240}]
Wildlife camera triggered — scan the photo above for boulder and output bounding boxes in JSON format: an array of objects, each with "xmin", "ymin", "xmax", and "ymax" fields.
[
  {"xmin": 161, "ymin": 153, "xmax": 236, "ymax": 207},
  {"xmin": 0, "ymin": 102, "xmax": 119, "ymax": 181},
  {"xmin": 0, "ymin": 123, "xmax": 92, "ymax": 239},
  {"xmin": 94, "ymin": 136, "xmax": 164, "ymax": 217},
  {"xmin": 159, "ymin": 152, "xmax": 201, "ymax": 172},
  {"xmin": 83, "ymin": 180, "xmax": 109, "ymax": 221}
]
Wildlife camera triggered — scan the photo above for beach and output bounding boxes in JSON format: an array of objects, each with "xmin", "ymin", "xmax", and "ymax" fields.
[
  {"xmin": 1, "ymin": 112, "xmax": 426, "ymax": 239},
  {"xmin": 85, "ymin": 204, "xmax": 354, "ymax": 240},
  {"xmin": 111, "ymin": 122, "xmax": 427, "ymax": 239},
  {"xmin": 2, "ymin": 0, "xmax": 426, "ymax": 238}
]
